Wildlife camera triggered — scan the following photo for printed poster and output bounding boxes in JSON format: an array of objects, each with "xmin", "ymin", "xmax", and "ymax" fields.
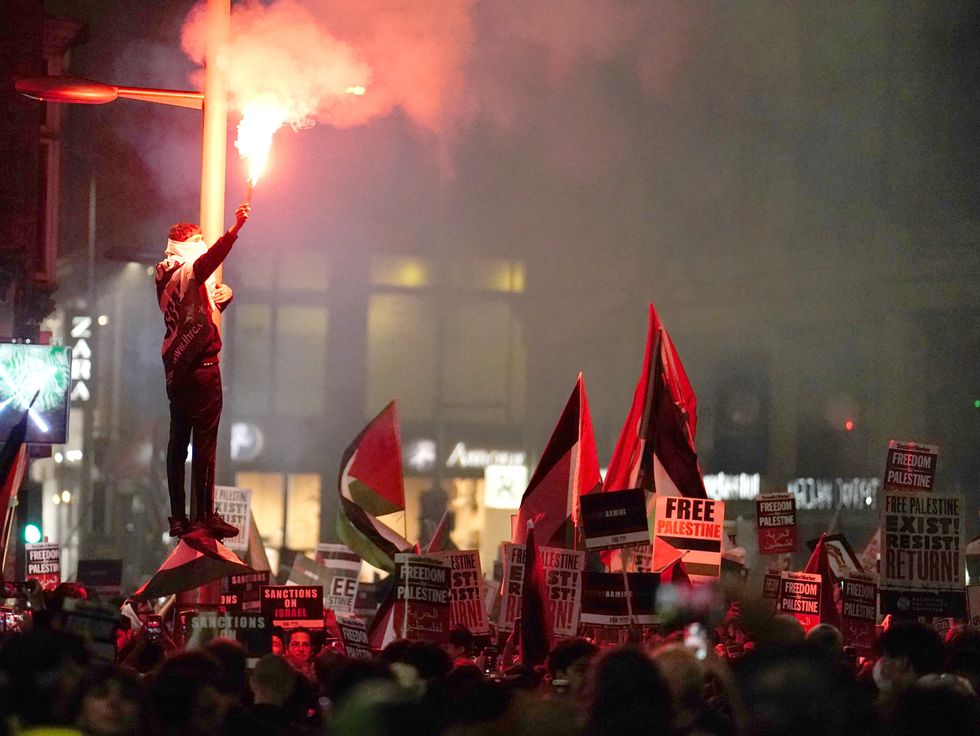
[
  {"xmin": 431, "ymin": 550, "xmax": 490, "ymax": 635},
  {"xmin": 756, "ymin": 495, "xmax": 797, "ymax": 555},
  {"xmin": 214, "ymin": 486, "xmax": 252, "ymax": 551},
  {"xmin": 653, "ymin": 496, "xmax": 725, "ymax": 582}
]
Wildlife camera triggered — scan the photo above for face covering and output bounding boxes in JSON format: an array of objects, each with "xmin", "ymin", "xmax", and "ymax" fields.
[{"xmin": 164, "ymin": 236, "xmax": 217, "ymax": 308}]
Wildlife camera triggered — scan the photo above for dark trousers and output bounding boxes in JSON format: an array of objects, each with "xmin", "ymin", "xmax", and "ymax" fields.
[{"xmin": 167, "ymin": 362, "xmax": 222, "ymax": 521}]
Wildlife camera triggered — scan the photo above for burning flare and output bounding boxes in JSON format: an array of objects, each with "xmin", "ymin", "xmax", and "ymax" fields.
[{"xmin": 235, "ymin": 98, "xmax": 289, "ymax": 187}]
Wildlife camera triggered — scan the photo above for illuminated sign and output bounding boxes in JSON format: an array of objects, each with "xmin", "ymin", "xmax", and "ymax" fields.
[
  {"xmin": 69, "ymin": 316, "xmax": 92, "ymax": 402},
  {"xmin": 704, "ymin": 473, "xmax": 760, "ymax": 501},
  {"xmin": 786, "ymin": 477, "xmax": 879, "ymax": 511},
  {"xmin": 0, "ymin": 342, "xmax": 72, "ymax": 444},
  {"xmin": 484, "ymin": 464, "xmax": 528, "ymax": 509},
  {"xmin": 445, "ymin": 442, "xmax": 526, "ymax": 469}
]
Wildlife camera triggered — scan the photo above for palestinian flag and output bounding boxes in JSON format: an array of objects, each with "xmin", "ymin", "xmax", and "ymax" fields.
[
  {"xmin": 424, "ymin": 508, "xmax": 455, "ymax": 554},
  {"xmin": 514, "ymin": 374, "xmax": 601, "ymax": 548},
  {"xmin": 131, "ymin": 529, "xmax": 252, "ymax": 600},
  {"xmin": 337, "ymin": 402, "xmax": 412, "ymax": 573},
  {"xmin": 0, "ymin": 407, "xmax": 31, "ymax": 560},
  {"xmin": 804, "ymin": 533, "xmax": 842, "ymax": 629}
]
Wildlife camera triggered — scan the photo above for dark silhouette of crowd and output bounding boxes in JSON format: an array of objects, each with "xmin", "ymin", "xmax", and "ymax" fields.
[{"xmin": 1, "ymin": 584, "xmax": 978, "ymax": 736}]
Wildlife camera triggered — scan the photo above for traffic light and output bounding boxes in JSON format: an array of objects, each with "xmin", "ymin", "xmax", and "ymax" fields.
[{"xmin": 17, "ymin": 481, "xmax": 42, "ymax": 544}]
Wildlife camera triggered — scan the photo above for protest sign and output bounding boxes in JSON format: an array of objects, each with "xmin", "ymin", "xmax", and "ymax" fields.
[
  {"xmin": 355, "ymin": 581, "xmax": 383, "ymax": 619},
  {"xmin": 580, "ymin": 572, "xmax": 660, "ymax": 626},
  {"xmin": 182, "ymin": 611, "xmax": 272, "ymax": 657},
  {"xmin": 580, "ymin": 489, "xmax": 650, "ymax": 550},
  {"xmin": 336, "ymin": 614, "xmax": 373, "ymax": 660},
  {"xmin": 540, "ymin": 546, "xmax": 585, "ymax": 637},
  {"xmin": 498, "ymin": 542, "xmax": 525, "ymax": 632},
  {"xmin": 431, "ymin": 550, "xmax": 490, "ymax": 635},
  {"xmin": 840, "ymin": 574, "xmax": 877, "ymax": 653},
  {"xmin": 315, "ymin": 543, "xmax": 362, "ymax": 614},
  {"xmin": 214, "ymin": 486, "xmax": 252, "ymax": 551},
  {"xmin": 805, "ymin": 534, "xmax": 864, "ymax": 578},
  {"xmin": 762, "ymin": 569, "xmax": 782, "ymax": 610},
  {"xmin": 25, "ymin": 542, "xmax": 60, "ymax": 590},
  {"xmin": 653, "ymin": 496, "xmax": 725, "ymax": 582},
  {"xmin": 880, "ymin": 491, "xmax": 966, "ymax": 617},
  {"xmin": 61, "ymin": 598, "xmax": 118, "ymax": 661},
  {"xmin": 260, "ymin": 585, "xmax": 324, "ymax": 629},
  {"xmin": 76, "ymin": 559, "xmax": 123, "ymax": 597},
  {"xmin": 778, "ymin": 571, "xmax": 822, "ymax": 632},
  {"xmin": 933, "ymin": 617, "xmax": 955, "ymax": 638},
  {"xmin": 226, "ymin": 570, "xmax": 270, "ymax": 612},
  {"xmin": 394, "ymin": 553, "xmax": 451, "ymax": 642},
  {"xmin": 966, "ymin": 586, "xmax": 980, "ymax": 628},
  {"xmin": 755, "ymin": 495, "xmax": 796, "ymax": 555},
  {"xmin": 882, "ymin": 440, "xmax": 938, "ymax": 493}
]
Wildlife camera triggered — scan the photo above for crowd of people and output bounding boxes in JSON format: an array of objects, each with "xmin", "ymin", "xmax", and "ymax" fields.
[{"xmin": 0, "ymin": 582, "xmax": 978, "ymax": 736}]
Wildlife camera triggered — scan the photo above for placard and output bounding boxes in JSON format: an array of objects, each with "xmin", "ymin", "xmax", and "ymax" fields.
[
  {"xmin": 25, "ymin": 543, "xmax": 60, "ymax": 590},
  {"xmin": 336, "ymin": 613, "xmax": 372, "ymax": 660},
  {"xmin": 882, "ymin": 440, "xmax": 938, "ymax": 493},
  {"xmin": 394, "ymin": 553, "xmax": 451, "ymax": 642},
  {"xmin": 653, "ymin": 496, "xmax": 724, "ymax": 581},
  {"xmin": 840, "ymin": 574, "xmax": 877, "ymax": 652},
  {"xmin": 260, "ymin": 585, "xmax": 324, "ymax": 629},
  {"xmin": 880, "ymin": 491, "xmax": 966, "ymax": 617},
  {"xmin": 966, "ymin": 586, "xmax": 980, "ymax": 628},
  {"xmin": 76, "ymin": 559, "xmax": 123, "ymax": 597},
  {"xmin": 756, "ymin": 495, "xmax": 797, "ymax": 555},
  {"xmin": 778, "ymin": 571, "xmax": 822, "ymax": 632},
  {"xmin": 498, "ymin": 542, "xmax": 525, "ymax": 633},
  {"xmin": 315, "ymin": 544, "xmax": 361, "ymax": 614},
  {"xmin": 580, "ymin": 572, "xmax": 660, "ymax": 626},
  {"xmin": 431, "ymin": 550, "xmax": 489, "ymax": 635},
  {"xmin": 214, "ymin": 486, "xmax": 252, "ymax": 551},
  {"xmin": 762, "ymin": 569, "xmax": 782, "ymax": 610},
  {"xmin": 182, "ymin": 611, "xmax": 272, "ymax": 657},
  {"xmin": 580, "ymin": 489, "xmax": 650, "ymax": 550},
  {"xmin": 540, "ymin": 547, "xmax": 585, "ymax": 637},
  {"xmin": 226, "ymin": 570, "xmax": 270, "ymax": 612}
]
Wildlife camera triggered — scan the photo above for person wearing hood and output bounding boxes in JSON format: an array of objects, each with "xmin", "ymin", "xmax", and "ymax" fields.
[{"xmin": 155, "ymin": 202, "xmax": 250, "ymax": 539}]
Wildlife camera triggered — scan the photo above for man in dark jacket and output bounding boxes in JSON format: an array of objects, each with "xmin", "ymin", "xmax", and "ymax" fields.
[{"xmin": 156, "ymin": 202, "xmax": 249, "ymax": 538}]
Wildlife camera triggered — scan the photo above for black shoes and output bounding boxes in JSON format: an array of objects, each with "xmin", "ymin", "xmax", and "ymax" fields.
[
  {"xmin": 199, "ymin": 512, "xmax": 239, "ymax": 539},
  {"xmin": 168, "ymin": 515, "xmax": 192, "ymax": 537}
]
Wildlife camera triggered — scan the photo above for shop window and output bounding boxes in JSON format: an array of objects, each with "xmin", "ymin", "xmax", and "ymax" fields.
[
  {"xmin": 285, "ymin": 473, "xmax": 321, "ymax": 551},
  {"xmin": 236, "ymin": 471, "xmax": 323, "ymax": 568},
  {"xmin": 367, "ymin": 294, "xmax": 435, "ymax": 420},
  {"xmin": 233, "ymin": 305, "xmax": 273, "ymax": 414},
  {"xmin": 236, "ymin": 471, "xmax": 284, "ymax": 550},
  {"xmin": 274, "ymin": 306, "xmax": 328, "ymax": 416},
  {"xmin": 449, "ymin": 259, "xmax": 526, "ymax": 293},
  {"xmin": 371, "ymin": 256, "xmax": 430, "ymax": 288}
]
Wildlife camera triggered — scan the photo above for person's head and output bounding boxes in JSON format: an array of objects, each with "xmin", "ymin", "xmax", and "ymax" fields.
[
  {"xmin": 0, "ymin": 628, "xmax": 91, "ymax": 727},
  {"xmin": 944, "ymin": 624, "xmax": 980, "ymax": 693},
  {"xmin": 546, "ymin": 637, "xmax": 598, "ymax": 698},
  {"xmin": 251, "ymin": 653, "xmax": 297, "ymax": 707},
  {"xmin": 806, "ymin": 623, "xmax": 844, "ymax": 658},
  {"xmin": 889, "ymin": 673, "xmax": 980, "ymax": 736},
  {"xmin": 143, "ymin": 650, "xmax": 226, "ymax": 736},
  {"xmin": 203, "ymin": 638, "xmax": 250, "ymax": 703},
  {"xmin": 113, "ymin": 618, "xmax": 134, "ymax": 655},
  {"xmin": 652, "ymin": 643, "xmax": 705, "ymax": 728},
  {"xmin": 168, "ymin": 222, "xmax": 203, "ymax": 243},
  {"xmin": 445, "ymin": 626, "xmax": 474, "ymax": 660},
  {"xmin": 584, "ymin": 646, "xmax": 674, "ymax": 736},
  {"xmin": 271, "ymin": 627, "xmax": 284, "ymax": 656},
  {"xmin": 76, "ymin": 662, "xmax": 142, "ymax": 736},
  {"xmin": 874, "ymin": 621, "xmax": 945, "ymax": 696},
  {"xmin": 287, "ymin": 629, "xmax": 313, "ymax": 662}
]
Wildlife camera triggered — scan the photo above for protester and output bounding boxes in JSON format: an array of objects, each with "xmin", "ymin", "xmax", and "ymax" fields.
[
  {"xmin": 143, "ymin": 650, "xmax": 228, "ymax": 736},
  {"xmin": 545, "ymin": 637, "xmax": 597, "ymax": 700},
  {"xmin": 873, "ymin": 621, "xmax": 945, "ymax": 700},
  {"xmin": 75, "ymin": 662, "xmax": 142, "ymax": 736},
  {"xmin": 445, "ymin": 626, "xmax": 476, "ymax": 667},
  {"xmin": 944, "ymin": 624, "xmax": 980, "ymax": 693},
  {"xmin": 584, "ymin": 646, "xmax": 674, "ymax": 736}
]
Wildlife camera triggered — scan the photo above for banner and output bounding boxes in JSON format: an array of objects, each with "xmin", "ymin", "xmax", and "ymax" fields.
[
  {"xmin": 653, "ymin": 496, "xmax": 724, "ymax": 581},
  {"xmin": 880, "ymin": 491, "xmax": 966, "ymax": 617},
  {"xmin": 580, "ymin": 489, "xmax": 650, "ymax": 550},
  {"xmin": 580, "ymin": 571, "xmax": 660, "ymax": 626},
  {"xmin": 498, "ymin": 542, "xmax": 525, "ymax": 632},
  {"xmin": 76, "ymin": 559, "xmax": 123, "ymax": 598},
  {"xmin": 539, "ymin": 547, "xmax": 585, "ymax": 637},
  {"xmin": 336, "ymin": 613, "xmax": 373, "ymax": 660},
  {"xmin": 25, "ymin": 542, "xmax": 60, "ymax": 590},
  {"xmin": 394, "ymin": 553, "xmax": 451, "ymax": 642},
  {"xmin": 225, "ymin": 570, "xmax": 269, "ymax": 612},
  {"xmin": 315, "ymin": 544, "xmax": 362, "ymax": 614},
  {"xmin": 260, "ymin": 585, "xmax": 324, "ymax": 629},
  {"xmin": 882, "ymin": 440, "xmax": 938, "ymax": 493},
  {"xmin": 182, "ymin": 611, "xmax": 272, "ymax": 657},
  {"xmin": 840, "ymin": 574, "xmax": 877, "ymax": 653},
  {"xmin": 431, "ymin": 550, "xmax": 489, "ymax": 635},
  {"xmin": 778, "ymin": 571, "xmax": 822, "ymax": 632},
  {"xmin": 755, "ymin": 495, "xmax": 797, "ymax": 555},
  {"xmin": 214, "ymin": 486, "xmax": 252, "ymax": 551}
]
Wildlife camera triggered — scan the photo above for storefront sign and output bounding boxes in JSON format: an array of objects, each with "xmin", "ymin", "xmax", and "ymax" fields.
[
  {"xmin": 787, "ymin": 477, "xmax": 880, "ymax": 511},
  {"xmin": 704, "ymin": 473, "xmax": 760, "ymax": 501},
  {"xmin": 484, "ymin": 464, "xmax": 528, "ymax": 509}
]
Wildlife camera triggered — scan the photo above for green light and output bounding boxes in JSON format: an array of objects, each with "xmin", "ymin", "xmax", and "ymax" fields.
[
  {"xmin": 23, "ymin": 523, "xmax": 42, "ymax": 544},
  {"xmin": 974, "ymin": 399, "xmax": 980, "ymax": 409}
]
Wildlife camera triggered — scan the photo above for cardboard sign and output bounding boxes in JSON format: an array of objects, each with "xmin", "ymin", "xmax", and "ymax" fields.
[
  {"xmin": 880, "ymin": 491, "xmax": 966, "ymax": 617},
  {"xmin": 260, "ymin": 585, "xmax": 324, "ymax": 629},
  {"xmin": 580, "ymin": 572, "xmax": 660, "ymax": 626},
  {"xmin": 653, "ymin": 496, "xmax": 725, "ymax": 581},
  {"xmin": 25, "ymin": 543, "xmax": 60, "ymax": 590},
  {"xmin": 778, "ymin": 571, "xmax": 822, "ymax": 632},
  {"xmin": 966, "ymin": 586, "xmax": 980, "ymax": 628},
  {"xmin": 883, "ymin": 440, "xmax": 938, "ymax": 493},
  {"xmin": 315, "ymin": 544, "xmax": 361, "ymax": 614},
  {"xmin": 841, "ymin": 574, "xmax": 877, "ymax": 652},
  {"xmin": 431, "ymin": 550, "xmax": 489, "ymax": 635},
  {"xmin": 76, "ymin": 559, "xmax": 123, "ymax": 597},
  {"xmin": 336, "ymin": 614, "xmax": 372, "ymax": 660},
  {"xmin": 214, "ymin": 486, "xmax": 252, "ymax": 551},
  {"xmin": 226, "ymin": 570, "xmax": 270, "ymax": 612},
  {"xmin": 580, "ymin": 489, "xmax": 650, "ymax": 550},
  {"xmin": 762, "ymin": 569, "xmax": 782, "ymax": 610},
  {"xmin": 394, "ymin": 554, "xmax": 451, "ymax": 642},
  {"xmin": 756, "ymin": 495, "xmax": 797, "ymax": 555},
  {"xmin": 498, "ymin": 542, "xmax": 525, "ymax": 633},
  {"xmin": 540, "ymin": 547, "xmax": 585, "ymax": 637},
  {"xmin": 182, "ymin": 611, "xmax": 272, "ymax": 657}
]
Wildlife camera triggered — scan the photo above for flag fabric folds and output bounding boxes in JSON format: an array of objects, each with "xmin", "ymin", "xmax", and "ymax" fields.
[
  {"xmin": 514, "ymin": 374, "xmax": 601, "ymax": 548},
  {"xmin": 337, "ymin": 402, "xmax": 412, "ymax": 573},
  {"xmin": 130, "ymin": 529, "xmax": 252, "ymax": 600},
  {"xmin": 804, "ymin": 533, "xmax": 843, "ymax": 629},
  {"xmin": 519, "ymin": 523, "xmax": 551, "ymax": 668}
]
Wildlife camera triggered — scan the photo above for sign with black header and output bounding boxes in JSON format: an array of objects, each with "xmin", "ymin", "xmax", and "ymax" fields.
[
  {"xmin": 76, "ymin": 559, "xmax": 123, "ymax": 597},
  {"xmin": 395, "ymin": 554, "xmax": 451, "ymax": 642},
  {"xmin": 580, "ymin": 489, "xmax": 650, "ymax": 550},
  {"xmin": 431, "ymin": 550, "xmax": 489, "ymax": 635},
  {"xmin": 653, "ymin": 496, "xmax": 724, "ymax": 582},
  {"xmin": 336, "ymin": 614, "xmax": 372, "ymax": 660},
  {"xmin": 756, "ymin": 495, "xmax": 796, "ymax": 555},
  {"xmin": 226, "ymin": 570, "xmax": 270, "ymax": 612},
  {"xmin": 762, "ymin": 569, "xmax": 782, "ymax": 610},
  {"xmin": 260, "ymin": 585, "xmax": 323, "ymax": 629},
  {"xmin": 841, "ymin": 574, "xmax": 877, "ymax": 653},
  {"xmin": 580, "ymin": 571, "xmax": 660, "ymax": 626},
  {"xmin": 778, "ymin": 571, "xmax": 822, "ymax": 632},
  {"xmin": 25, "ymin": 543, "xmax": 60, "ymax": 590},
  {"xmin": 883, "ymin": 440, "xmax": 938, "ymax": 493}
]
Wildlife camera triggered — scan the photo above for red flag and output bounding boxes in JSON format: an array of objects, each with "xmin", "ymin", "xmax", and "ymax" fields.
[
  {"xmin": 804, "ymin": 533, "xmax": 842, "ymax": 629},
  {"xmin": 337, "ymin": 402, "xmax": 412, "ymax": 572},
  {"xmin": 519, "ymin": 523, "xmax": 550, "ymax": 668},
  {"xmin": 603, "ymin": 304, "xmax": 705, "ymax": 498},
  {"xmin": 424, "ymin": 508, "xmax": 455, "ymax": 554},
  {"xmin": 514, "ymin": 374, "xmax": 601, "ymax": 547}
]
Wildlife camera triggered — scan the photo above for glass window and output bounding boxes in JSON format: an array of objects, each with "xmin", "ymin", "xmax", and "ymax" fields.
[
  {"xmin": 237, "ymin": 246, "xmax": 277, "ymax": 291},
  {"xmin": 285, "ymin": 473, "xmax": 321, "ymax": 551},
  {"xmin": 279, "ymin": 248, "xmax": 329, "ymax": 291},
  {"xmin": 274, "ymin": 307, "xmax": 328, "ymax": 416},
  {"xmin": 450, "ymin": 259, "xmax": 525, "ymax": 293},
  {"xmin": 232, "ymin": 305, "xmax": 273, "ymax": 414},
  {"xmin": 236, "ymin": 471, "xmax": 284, "ymax": 550},
  {"xmin": 367, "ymin": 294, "xmax": 435, "ymax": 420},
  {"xmin": 371, "ymin": 256, "xmax": 430, "ymax": 288}
]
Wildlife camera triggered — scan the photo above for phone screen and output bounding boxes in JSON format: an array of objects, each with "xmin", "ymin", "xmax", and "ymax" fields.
[{"xmin": 146, "ymin": 615, "xmax": 162, "ymax": 641}]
